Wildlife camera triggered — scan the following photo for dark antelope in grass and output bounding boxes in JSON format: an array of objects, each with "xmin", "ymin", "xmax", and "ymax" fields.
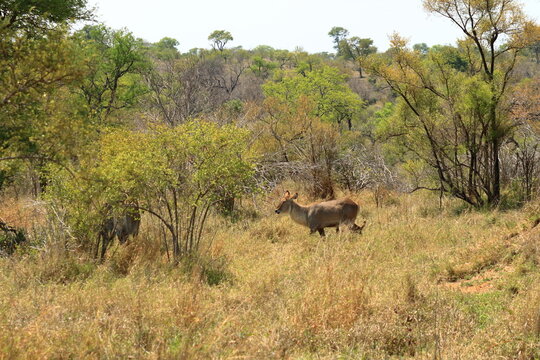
[
  {"xmin": 98, "ymin": 206, "xmax": 141, "ymax": 260},
  {"xmin": 274, "ymin": 191, "xmax": 366, "ymax": 236}
]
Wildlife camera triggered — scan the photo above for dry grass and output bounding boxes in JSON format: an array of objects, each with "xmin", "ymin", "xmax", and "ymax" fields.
[{"xmin": 0, "ymin": 190, "xmax": 539, "ymax": 359}]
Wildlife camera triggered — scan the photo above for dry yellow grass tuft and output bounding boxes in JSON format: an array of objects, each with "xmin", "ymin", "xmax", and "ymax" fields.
[{"xmin": 0, "ymin": 190, "xmax": 539, "ymax": 359}]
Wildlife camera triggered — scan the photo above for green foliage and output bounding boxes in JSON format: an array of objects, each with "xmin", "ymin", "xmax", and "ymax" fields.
[
  {"xmin": 457, "ymin": 292, "xmax": 508, "ymax": 328},
  {"xmin": 412, "ymin": 42, "xmax": 429, "ymax": 55},
  {"xmin": 250, "ymin": 55, "xmax": 277, "ymax": 78},
  {"xmin": 262, "ymin": 65, "xmax": 363, "ymax": 129},
  {"xmin": 0, "ymin": 24, "xmax": 85, "ymax": 169},
  {"xmin": 1, "ymin": 22, "xmax": 145, "ymax": 192},
  {"xmin": 345, "ymin": 37, "xmax": 377, "ymax": 60},
  {"xmin": 328, "ymin": 27, "xmax": 377, "ymax": 77},
  {"xmin": 74, "ymin": 24, "xmax": 148, "ymax": 124},
  {"xmin": 363, "ymin": 24, "xmax": 537, "ymax": 205},
  {"xmin": 328, "ymin": 26, "xmax": 349, "ymax": 55},
  {"xmin": 371, "ymin": 102, "xmax": 395, "ymax": 137},
  {"xmin": 274, "ymin": 49, "xmax": 292, "ymax": 69},
  {"xmin": 252, "ymin": 45, "xmax": 275, "ymax": 58},
  {"xmin": 150, "ymin": 37, "xmax": 180, "ymax": 60},
  {"xmin": 155, "ymin": 37, "xmax": 179, "ymax": 50},
  {"xmin": 289, "ymin": 51, "xmax": 322, "ymax": 76},
  {"xmin": 221, "ymin": 99, "xmax": 244, "ymax": 119},
  {"xmin": 47, "ymin": 120, "xmax": 257, "ymax": 259},
  {"xmin": 79, "ymin": 121, "xmax": 253, "ymax": 205},
  {"xmin": 208, "ymin": 30, "xmax": 233, "ymax": 51},
  {"xmin": 0, "ymin": 0, "xmax": 91, "ymax": 33},
  {"xmin": 430, "ymin": 44, "xmax": 468, "ymax": 72}
]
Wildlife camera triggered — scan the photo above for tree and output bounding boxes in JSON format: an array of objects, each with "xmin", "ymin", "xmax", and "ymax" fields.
[
  {"xmin": 0, "ymin": 0, "xmax": 94, "ymax": 192},
  {"xmin": 413, "ymin": 43, "xmax": 429, "ymax": 55},
  {"xmin": 254, "ymin": 96, "xmax": 339, "ymax": 199},
  {"xmin": 208, "ymin": 30, "xmax": 233, "ymax": 52},
  {"xmin": 74, "ymin": 25, "xmax": 147, "ymax": 125},
  {"xmin": 151, "ymin": 37, "xmax": 180, "ymax": 60},
  {"xmin": 143, "ymin": 46, "xmax": 251, "ymax": 126},
  {"xmin": 328, "ymin": 26, "xmax": 349, "ymax": 56},
  {"xmin": 207, "ymin": 48, "xmax": 250, "ymax": 97},
  {"xmin": 329, "ymin": 30, "xmax": 378, "ymax": 77},
  {"xmin": 292, "ymin": 51, "xmax": 322, "ymax": 76},
  {"xmin": 422, "ymin": 0, "xmax": 540, "ymax": 204},
  {"xmin": 364, "ymin": 1, "xmax": 540, "ymax": 206},
  {"xmin": 250, "ymin": 55, "xmax": 277, "ymax": 79},
  {"xmin": 274, "ymin": 49, "xmax": 293, "ymax": 69},
  {"xmin": 143, "ymin": 53, "xmax": 217, "ymax": 126},
  {"xmin": 512, "ymin": 78, "xmax": 540, "ymax": 126},
  {"xmin": 0, "ymin": 0, "xmax": 91, "ymax": 32},
  {"xmin": 47, "ymin": 121, "xmax": 256, "ymax": 261},
  {"xmin": 252, "ymin": 45, "xmax": 275, "ymax": 57},
  {"xmin": 508, "ymin": 78, "xmax": 540, "ymax": 201},
  {"xmin": 430, "ymin": 44, "xmax": 468, "ymax": 72},
  {"xmin": 259, "ymin": 64, "xmax": 363, "ymax": 198},
  {"xmin": 346, "ymin": 37, "xmax": 377, "ymax": 77},
  {"xmin": 0, "ymin": 25, "xmax": 86, "ymax": 192},
  {"xmin": 262, "ymin": 65, "xmax": 363, "ymax": 130},
  {"xmin": 155, "ymin": 37, "xmax": 179, "ymax": 50}
]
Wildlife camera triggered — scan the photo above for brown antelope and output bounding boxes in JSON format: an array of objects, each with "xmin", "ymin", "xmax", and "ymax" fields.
[{"xmin": 274, "ymin": 191, "xmax": 366, "ymax": 236}]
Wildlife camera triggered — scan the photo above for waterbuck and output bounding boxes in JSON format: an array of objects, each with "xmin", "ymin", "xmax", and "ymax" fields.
[
  {"xmin": 274, "ymin": 191, "xmax": 366, "ymax": 236},
  {"xmin": 98, "ymin": 208, "xmax": 141, "ymax": 260}
]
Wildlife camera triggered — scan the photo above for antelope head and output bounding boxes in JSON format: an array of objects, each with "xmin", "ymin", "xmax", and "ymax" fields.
[{"xmin": 275, "ymin": 190, "xmax": 298, "ymax": 214}]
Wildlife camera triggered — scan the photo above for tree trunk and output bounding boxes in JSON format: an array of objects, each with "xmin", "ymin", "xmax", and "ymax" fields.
[
  {"xmin": 172, "ymin": 232, "xmax": 180, "ymax": 264},
  {"xmin": 489, "ymin": 99, "xmax": 501, "ymax": 206},
  {"xmin": 491, "ymin": 138, "xmax": 501, "ymax": 205}
]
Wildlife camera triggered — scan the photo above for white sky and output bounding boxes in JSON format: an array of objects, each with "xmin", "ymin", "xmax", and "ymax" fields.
[{"xmin": 86, "ymin": 0, "xmax": 540, "ymax": 53}]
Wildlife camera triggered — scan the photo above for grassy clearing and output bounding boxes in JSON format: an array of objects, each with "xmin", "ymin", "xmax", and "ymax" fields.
[{"xmin": 0, "ymin": 190, "xmax": 539, "ymax": 359}]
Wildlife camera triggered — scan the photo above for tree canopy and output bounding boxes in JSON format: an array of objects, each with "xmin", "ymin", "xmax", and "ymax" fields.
[
  {"xmin": 208, "ymin": 30, "xmax": 233, "ymax": 51},
  {"xmin": 263, "ymin": 65, "xmax": 363, "ymax": 130},
  {"xmin": 0, "ymin": 0, "xmax": 91, "ymax": 32}
]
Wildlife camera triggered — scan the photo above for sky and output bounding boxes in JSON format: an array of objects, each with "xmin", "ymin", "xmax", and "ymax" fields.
[{"xmin": 86, "ymin": 0, "xmax": 540, "ymax": 53}]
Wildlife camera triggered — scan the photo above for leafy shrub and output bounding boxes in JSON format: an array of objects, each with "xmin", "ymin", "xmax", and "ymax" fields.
[{"xmin": 46, "ymin": 120, "xmax": 257, "ymax": 262}]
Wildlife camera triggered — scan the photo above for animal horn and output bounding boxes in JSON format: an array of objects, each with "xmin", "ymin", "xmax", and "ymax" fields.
[{"xmin": 359, "ymin": 220, "xmax": 367, "ymax": 230}]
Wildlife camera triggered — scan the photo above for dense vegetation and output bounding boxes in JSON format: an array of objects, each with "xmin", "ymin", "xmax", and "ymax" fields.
[{"xmin": 1, "ymin": 0, "xmax": 540, "ymax": 358}]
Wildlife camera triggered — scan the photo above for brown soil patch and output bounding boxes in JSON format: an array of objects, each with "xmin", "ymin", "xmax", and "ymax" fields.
[{"xmin": 443, "ymin": 265, "xmax": 513, "ymax": 294}]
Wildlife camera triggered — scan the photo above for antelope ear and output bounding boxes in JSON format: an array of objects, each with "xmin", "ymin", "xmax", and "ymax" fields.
[
  {"xmin": 291, "ymin": 193, "xmax": 298, "ymax": 199},
  {"xmin": 284, "ymin": 190, "xmax": 291, "ymax": 199}
]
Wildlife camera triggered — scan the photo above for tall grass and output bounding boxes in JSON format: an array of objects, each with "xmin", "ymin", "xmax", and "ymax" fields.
[{"xmin": 0, "ymin": 190, "xmax": 538, "ymax": 359}]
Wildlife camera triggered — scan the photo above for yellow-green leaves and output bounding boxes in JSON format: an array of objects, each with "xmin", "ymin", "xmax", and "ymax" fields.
[
  {"xmin": 0, "ymin": 25, "xmax": 86, "ymax": 163},
  {"xmin": 88, "ymin": 121, "xmax": 256, "ymax": 205},
  {"xmin": 262, "ymin": 65, "xmax": 363, "ymax": 130},
  {"xmin": 47, "ymin": 120, "xmax": 256, "ymax": 254},
  {"xmin": 208, "ymin": 30, "xmax": 233, "ymax": 52},
  {"xmin": 363, "ymin": 34, "xmax": 518, "ymax": 205}
]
